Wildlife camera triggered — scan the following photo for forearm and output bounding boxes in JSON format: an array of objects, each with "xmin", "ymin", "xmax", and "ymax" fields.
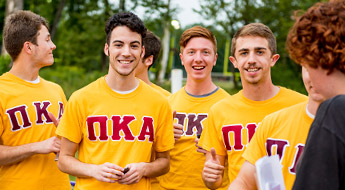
[
  {"xmin": 58, "ymin": 154, "xmax": 94, "ymax": 178},
  {"xmin": 143, "ymin": 152, "xmax": 170, "ymax": 177},
  {"xmin": 0, "ymin": 143, "xmax": 40, "ymax": 165}
]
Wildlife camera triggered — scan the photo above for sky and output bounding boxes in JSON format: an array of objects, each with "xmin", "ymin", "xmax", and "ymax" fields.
[
  {"xmin": 171, "ymin": 0, "xmax": 203, "ymax": 28},
  {"xmin": 134, "ymin": 0, "xmax": 209, "ymax": 28}
]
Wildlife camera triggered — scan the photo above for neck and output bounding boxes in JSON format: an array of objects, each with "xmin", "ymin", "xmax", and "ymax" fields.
[
  {"xmin": 329, "ymin": 70, "xmax": 345, "ymax": 98},
  {"xmin": 135, "ymin": 72, "xmax": 152, "ymax": 85},
  {"xmin": 307, "ymin": 98, "xmax": 320, "ymax": 116},
  {"xmin": 185, "ymin": 77, "xmax": 217, "ymax": 96},
  {"xmin": 10, "ymin": 58, "xmax": 40, "ymax": 81},
  {"xmin": 106, "ymin": 67, "xmax": 138, "ymax": 91},
  {"xmin": 242, "ymin": 80, "xmax": 279, "ymax": 101}
]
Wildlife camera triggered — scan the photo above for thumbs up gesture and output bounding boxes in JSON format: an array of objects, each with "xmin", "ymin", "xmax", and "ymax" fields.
[
  {"xmin": 202, "ymin": 148, "xmax": 225, "ymax": 187},
  {"xmin": 172, "ymin": 111, "xmax": 184, "ymax": 142}
]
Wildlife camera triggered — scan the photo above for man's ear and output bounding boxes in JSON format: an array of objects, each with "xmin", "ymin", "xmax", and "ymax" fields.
[
  {"xmin": 23, "ymin": 42, "xmax": 33, "ymax": 54},
  {"xmin": 179, "ymin": 53, "xmax": 184, "ymax": 65},
  {"xmin": 104, "ymin": 43, "xmax": 109, "ymax": 56},
  {"xmin": 229, "ymin": 56, "xmax": 238, "ymax": 68},
  {"xmin": 144, "ymin": 55, "xmax": 154, "ymax": 67},
  {"xmin": 141, "ymin": 46, "xmax": 145, "ymax": 59},
  {"xmin": 270, "ymin": 54, "xmax": 280, "ymax": 67}
]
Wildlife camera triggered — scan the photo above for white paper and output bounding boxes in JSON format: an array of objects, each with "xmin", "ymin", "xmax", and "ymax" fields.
[{"xmin": 255, "ymin": 155, "xmax": 285, "ymax": 190}]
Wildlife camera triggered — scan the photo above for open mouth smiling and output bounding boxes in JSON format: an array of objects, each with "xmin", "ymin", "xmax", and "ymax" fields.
[{"xmin": 193, "ymin": 66, "xmax": 205, "ymax": 70}]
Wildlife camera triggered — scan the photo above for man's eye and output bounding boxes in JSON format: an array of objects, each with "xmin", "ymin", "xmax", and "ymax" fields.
[{"xmin": 257, "ymin": 51, "xmax": 263, "ymax": 55}]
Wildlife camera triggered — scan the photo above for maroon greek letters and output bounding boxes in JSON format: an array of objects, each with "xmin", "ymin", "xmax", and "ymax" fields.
[
  {"xmin": 221, "ymin": 123, "xmax": 258, "ymax": 151},
  {"xmin": 6, "ymin": 101, "xmax": 62, "ymax": 131},
  {"xmin": 86, "ymin": 115, "xmax": 154, "ymax": 142},
  {"xmin": 174, "ymin": 113, "xmax": 208, "ymax": 136},
  {"xmin": 266, "ymin": 138, "xmax": 304, "ymax": 174}
]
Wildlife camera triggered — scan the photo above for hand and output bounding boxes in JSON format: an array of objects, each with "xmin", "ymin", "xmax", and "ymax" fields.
[
  {"xmin": 195, "ymin": 138, "xmax": 207, "ymax": 154},
  {"xmin": 48, "ymin": 112, "xmax": 60, "ymax": 127},
  {"xmin": 202, "ymin": 148, "xmax": 224, "ymax": 183},
  {"xmin": 173, "ymin": 111, "xmax": 183, "ymax": 141},
  {"xmin": 90, "ymin": 162, "xmax": 124, "ymax": 183},
  {"xmin": 34, "ymin": 136, "xmax": 61, "ymax": 154},
  {"xmin": 118, "ymin": 162, "xmax": 146, "ymax": 184}
]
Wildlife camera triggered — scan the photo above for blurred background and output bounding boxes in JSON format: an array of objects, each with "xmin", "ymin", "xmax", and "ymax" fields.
[{"xmin": 0, "ymin": 0, "xmax": 325, "ymax": 97}]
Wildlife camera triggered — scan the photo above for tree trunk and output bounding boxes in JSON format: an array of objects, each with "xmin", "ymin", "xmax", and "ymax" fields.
[
  {"xmin": 157, "ymin": 22, "xmax": 170, "ymax": 84},
  {"xmin": 51, "ymin": 0, "xmax": 66, "ymax": 41},
  {"xmin": 119, "ymin": 0, "xmax": 125, "ymax": 12},
  {"xmin": 2, "ymin": 0, "xmax": 23, "ymax": 56}
]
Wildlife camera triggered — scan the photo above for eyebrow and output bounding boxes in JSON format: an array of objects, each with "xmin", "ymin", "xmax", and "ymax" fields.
[
  {"xmin": 112, "ymin": 40, "xmax": 141, "ymax": 45},
  {"xmin": 238, "ymin": 47, "xmax": 267, "ymax": 52}
]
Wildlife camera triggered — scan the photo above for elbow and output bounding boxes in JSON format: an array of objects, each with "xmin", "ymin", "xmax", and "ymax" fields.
[
  {"xmin": 161, "ymin": 158, "xmax": 170, "ymax": 175},
  {"xmin": 57, "ymin": 157, "xmax": 68, "ymax": 174}
]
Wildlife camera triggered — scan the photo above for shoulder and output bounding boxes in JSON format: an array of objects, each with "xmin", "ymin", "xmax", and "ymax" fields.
[
  {"xmin": 68, "ymin": 77, "xmax": 102, "ymax": 101},
  {"xmin": 264, "ymin": 101, "xmax": 307, "ymax": 121},
  {"xmin": 151, "ymin": 83, "xmax": 171, "ymax": 97},
  {"xmin": 318, "ymin": 95, "xmax": 345, "ymax": 121},
  {"xmin": 279, "ymin": 87, "xmax": 307, "ymax": 99}
]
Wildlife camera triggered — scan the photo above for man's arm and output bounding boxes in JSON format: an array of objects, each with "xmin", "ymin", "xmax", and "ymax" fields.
[
  {"xmin": 202, "ymin": 148, "xmax": 226, "ymax": 189},
  {"xmin": 228, "ymin": 161, "xmax": 257, "ymax": 190},
  {"xmin": 118, "ymin": 150, "xmax": 170, "ymax": 184},
  {"xmin": 0, "ymin": 136, "xmax": 61, "ymax": 165},
  {"xmin": 58, "ymin": 137, "xmax": 124, "ymax": 183}
]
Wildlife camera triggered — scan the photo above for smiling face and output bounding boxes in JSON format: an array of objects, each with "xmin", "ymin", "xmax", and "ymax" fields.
[
  {"xmin": 31, "ymin": 25, "xmax": 56, "ymax": 68},
  {"xmin": 180, "ymin": 37, "xmax": 217, "ymax": 82},
  {"xmin": 229, "ymin": 36, "xmax": 279, "ymax": 85},
  {"xmin": 104, "ymin": 26, "xmax": 144, "ymax": 77}
]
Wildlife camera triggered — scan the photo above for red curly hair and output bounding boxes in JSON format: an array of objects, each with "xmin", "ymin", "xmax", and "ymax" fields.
[{"xmin": 286, "ymin": 0, "xmax": 345, "ymax": 74}]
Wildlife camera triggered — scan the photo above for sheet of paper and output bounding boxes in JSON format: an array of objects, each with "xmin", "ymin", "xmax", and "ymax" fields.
[{"xmin": 255, "ymin": 155, "xmax": 285, "ymax": 190}]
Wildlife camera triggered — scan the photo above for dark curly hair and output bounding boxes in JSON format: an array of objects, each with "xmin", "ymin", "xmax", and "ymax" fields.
[
  {"xmin": 286, "ymin": 0, "xmax": 345, "ymax": 74},
  {"xmin": 105, "ymin": 12, "xmax": 147, "ymax": 45}
]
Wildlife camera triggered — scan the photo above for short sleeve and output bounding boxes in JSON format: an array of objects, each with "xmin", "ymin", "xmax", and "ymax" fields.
[
  {"xmin": 199, "ymin": 107, "xmax": 227, "ymax": 156},
  {"xmin": 154, "ymin": 100, "xmax": 174, "ymax": 152},
  {"xmin": 56, "ymin": 93, "xmax": 84, "ymax": 143}
]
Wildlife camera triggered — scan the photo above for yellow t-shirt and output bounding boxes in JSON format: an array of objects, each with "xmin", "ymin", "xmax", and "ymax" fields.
[
  {"xmin": 199, "ymin": 87, "xmax": 307, "ymax": 182},
  {"xmin": 151, "ymin": 83, "xmax": 171, "ymax": 97},
  {"xmin": 0, "ymin": 72, "xmax": 70, "ymax": 190},
  {"xmin": 56, "ymin": 77, "xmax": 174, "ymax": 190},
  {"xmin": 243, "ymin": 101, "xmax": 313, "ymax": 190},
  {"xmin": 159, "ymin": 87, "xmax": 230, "ymax": 190}
]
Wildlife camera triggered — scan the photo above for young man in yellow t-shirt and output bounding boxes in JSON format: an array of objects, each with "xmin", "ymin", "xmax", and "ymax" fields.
[
  {"xmin": 56, "ymin": 12, "xmax": 174, "ymax": 190},
  {"xmin": 199, "ymin": 23, "xmax": 307, "ymax": 189},
  {"xmin": 230, "ymin": 67, "xmax": 324, "ymax": 190},
  {"xmin": 158, "ymin": 26, "xmax": 230, "ymax": 190},
  {"xmin": 0, "ymin": 11, "xmax": 70, "ymax": 190}
]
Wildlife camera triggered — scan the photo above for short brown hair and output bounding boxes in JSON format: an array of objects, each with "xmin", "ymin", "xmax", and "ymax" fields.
[
  {"xmin": 3, "ymin": 10, "xmax": 49, "ymax": 61},
  {"xmin": 286, "ymin": 0, "xmax": 345, "ymax": 74},
  {"xmin": 231, "ymin": 23, "xmax": 277, "ymax": 57},
  {"xmin": 143, "ymin": 31, "xmax": 161, "ymax": 70},
  {"xmin": 179, "ymin": 26, "xmax": 217, "ymax": 53}
]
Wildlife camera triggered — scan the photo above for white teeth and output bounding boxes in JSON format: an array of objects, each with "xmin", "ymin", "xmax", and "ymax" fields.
[
  {"xmin": 119, "ymin": 60, "xmax": 130, "ymax": 64},
  {"xmin": 247, "ymin": 68, "xmax": 258, "ymax": 72},
  {"xmin": 193, "ymin": 66, "xmax": 204, "ymax": 70}
]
